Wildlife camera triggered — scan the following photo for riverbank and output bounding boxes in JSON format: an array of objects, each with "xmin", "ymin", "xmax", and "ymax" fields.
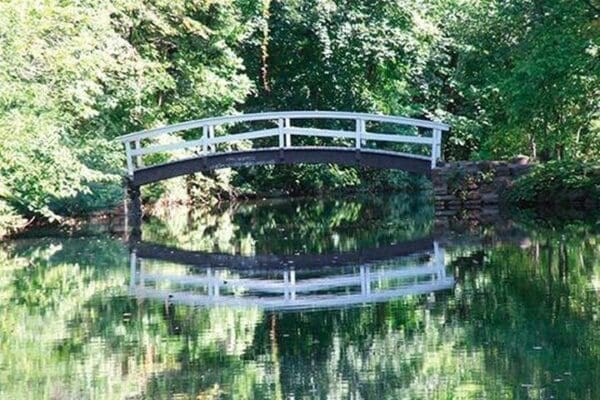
[
  {"xmin": 432, "ymin": 159, "xmax": 599, "ymax": 229},
  {"xmin": 2, "ymin": 160, "xmax": 599, "ymax": 240},
  {"xmin": 506, "ymin": 160, "xmax": 600, "ymax": 208},
  {"xmin": 4, "ymin": 158, "xmax": 598, "ymax": 241},
  {"xmin": 3, "ymin": 193, "xmax": 598, "ymax": 241},
  {"xmin": 6, "ymin": 188, "xmax": 599, "ymax": 243}
]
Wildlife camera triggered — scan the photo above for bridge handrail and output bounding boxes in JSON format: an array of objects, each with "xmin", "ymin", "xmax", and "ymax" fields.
[
  {"xmin": 117, "ymin": 111, "xmax": 449, "ymax": 142},
  {"xmin": 118, "ymin": 111, "xmax": 450, "ymax": 176}
]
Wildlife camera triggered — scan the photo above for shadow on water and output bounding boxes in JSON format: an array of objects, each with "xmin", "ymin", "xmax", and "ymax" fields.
[{"xmin": 0, "ymin": 193, "xmax": 598, "ymax": 399}]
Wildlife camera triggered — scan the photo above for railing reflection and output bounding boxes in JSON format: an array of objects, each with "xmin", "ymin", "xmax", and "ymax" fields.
[{"xmin": 129, "ymin": 241, "xmax": 453, "ymax": 311}]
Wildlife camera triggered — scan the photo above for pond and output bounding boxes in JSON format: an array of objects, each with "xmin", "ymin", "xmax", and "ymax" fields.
[{"xmin": 0, "ymin": 194, "xmax": 598, "ymax": 399}]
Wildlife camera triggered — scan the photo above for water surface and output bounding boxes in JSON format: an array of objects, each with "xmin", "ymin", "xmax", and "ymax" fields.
[{"xmin": 1, "ymin": 194, "xmax": 598, "ymax": 399}]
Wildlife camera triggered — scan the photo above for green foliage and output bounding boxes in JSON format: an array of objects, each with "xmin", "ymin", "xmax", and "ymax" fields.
[
  {"xmin": 1, "ymin": 0, "xmax": 598, "ymax": 234},
  {"xmin": 507, "ymin": 161, "xmax": 600, "ymax": 205},
  {"xmin": 237, "ymin": 0, "xmax": 599, "ymax": 191},
  {"xmin": 450, "ymin": 0, "xmax": 600, "ymax": 160},
  {"xmin": 235, "ymin": 0, "xmax": 452, "ymax": 192},
  {"xmin": 0, "ymin": 0, "xmax": 252, "ymax": 231},
  {"xmin": 0, "ymin": 0, "xmax": 131, "ymax": 221},
  {"xmin": 0, "ymin": 200, "xmax": 25, "ymax": 238}
]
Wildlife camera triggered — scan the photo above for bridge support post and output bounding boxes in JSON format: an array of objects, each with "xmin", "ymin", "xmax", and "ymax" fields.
[{"xmin": 127, "ymin": 179, "xmax": 142, "ymax": 240}]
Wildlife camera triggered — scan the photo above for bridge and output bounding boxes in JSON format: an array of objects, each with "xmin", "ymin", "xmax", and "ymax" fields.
[{"xmin": 118, "ymin": 111, "xmax": 450, "ymax": 187}]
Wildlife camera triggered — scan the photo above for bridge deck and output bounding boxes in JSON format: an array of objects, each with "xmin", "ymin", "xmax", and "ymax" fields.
[{"xmin": 131, "ymin": 147, "xmax": 432, "ymax": 186}]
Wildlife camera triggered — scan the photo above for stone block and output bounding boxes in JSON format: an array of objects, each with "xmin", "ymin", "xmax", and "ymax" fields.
[
  {"xmin": 482, "ymin": 193, "xmax": 499, "ymax": 204},
  {"xmin": 511, "ymin": 155, "xmax": 530, "ymax": 165},
  {"xmin": 479, "ymin": 160, "xmax": 495, "ymax": 170},
  {"xmin": 432, "ymin": 175, "xmax": 446, "ymax": 186},
  {"xmin": 435, "ymin": 194, "xmax": 458, "ymax": 202},
  {"xmin": 481, "ymin": 207, "xmax": 500, "ymax": 215},
  {"xmin": 432, "ymin": 171, "xmax": 443, "ymax": 179},
  {"xmin": 448, "ymin": 200, "xmax": 463, "ymax": 208},
  {"xmin": 495, "ymin": 165, "xmax": 510, "ymax": 176},
  {"xmin": 467, "ymin": 191, "xmax": 481, "ymax": 200},
  {"xmin": 465, "ymin": 200, "xmax": 482, "ymax": 209},
  {"xmin": 434, "ymin": 184, "xmax": 448, "ymax": 195},
  {"xmin": 479, "ymin": 183, "xmax": 494, "ymax": 194},
  {"xmin": 509, "ymin": 164, "xmax": 530, "ymax": 177},
  {"xmin": 467, "ymin": 210, "xmax": 482, "ymax": 220},
  {"xmin": 434, "ymin": 218, "xmax": 450, "ymax": 229},
  {"xmin": 435, "ymin": 209, "xmax": 458, "ymax": 217},
  {"xmin": 494, "ymin": 176, "xmax": 513, "ymax": 189}
]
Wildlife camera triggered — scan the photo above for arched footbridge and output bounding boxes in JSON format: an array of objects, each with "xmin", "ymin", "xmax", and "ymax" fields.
[{"xmin": 118, "ymin": 111, "xmax": 450, "ymax": 187}]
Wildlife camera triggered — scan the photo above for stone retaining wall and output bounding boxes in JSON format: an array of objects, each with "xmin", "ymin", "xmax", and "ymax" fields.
[{"xmin": 433, "ymin": 158, "xmax": 531, "ymax": 223}]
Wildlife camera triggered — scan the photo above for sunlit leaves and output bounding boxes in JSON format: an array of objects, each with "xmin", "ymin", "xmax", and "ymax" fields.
[{"xmin": 0, "ymin": 0, "xmax": 253, "ymax": 228}]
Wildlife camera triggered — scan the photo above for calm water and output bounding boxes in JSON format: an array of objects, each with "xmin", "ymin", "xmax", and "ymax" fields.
[{"xmin": 0, "ymin": 194, "xmax": 598, "ymax": 399}]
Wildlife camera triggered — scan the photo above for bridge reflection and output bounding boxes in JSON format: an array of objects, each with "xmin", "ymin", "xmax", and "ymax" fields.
[{"xmin": 128, "ymin": 240, "xmax": 453, "ymax": 311}]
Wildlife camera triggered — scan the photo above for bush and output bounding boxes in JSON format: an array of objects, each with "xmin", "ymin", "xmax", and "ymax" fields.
[
  {"xmin": 232, "ymin": 164, "xmax": 429, "ymax": 198},
  {"xmin": 506, "ymin": 161, "xmax": 600, "ymax": 206},
  {"xmin": 0, "ymin": 199, "xmax": 26, "ymax": 238}
]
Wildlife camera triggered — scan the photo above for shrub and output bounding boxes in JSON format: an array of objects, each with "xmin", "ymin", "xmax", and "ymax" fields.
[{"xmin": 506, "ymin": 161, "xmax": 600, "ymax": 206}]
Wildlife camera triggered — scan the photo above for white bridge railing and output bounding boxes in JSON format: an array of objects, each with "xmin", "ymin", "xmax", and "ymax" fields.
[{"xmin": 118, "ymin": 111, "xmax": 450, "ymax": 177}]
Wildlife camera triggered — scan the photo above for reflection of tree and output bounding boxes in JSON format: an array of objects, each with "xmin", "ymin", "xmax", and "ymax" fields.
[
  {"xmin": 240, "ymin": 295, "xmax": 500, "ymax": 399},
  {"xmin": 0, "ymin": 238, "xmax": 134, "ymax": 399},
  {"xmin": 0, "ymin": 238, "xmax": 268, "ymax": 399},
  {"xmin": 0, "ymin": 210, "xmax": 598, "ymax": 399},
  {"xmin": 143, "ymin": 193, "xmax": 434, "ymax": 255},
  {"xmin": 448, "ymin": 227, "xmax": 600, "ymax": 399},
  {"xmin": 232, "ymin": 229, "xmax": 598, "ymax": 399}
]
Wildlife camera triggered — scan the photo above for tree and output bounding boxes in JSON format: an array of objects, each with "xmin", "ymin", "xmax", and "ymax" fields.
[
  {"xmin": 0, "ymin": 0, "xmax": 254, "ymax": 228},
  {"xmin": 451, "ymin": 0, "xmax": 600, "ymax": 160}
]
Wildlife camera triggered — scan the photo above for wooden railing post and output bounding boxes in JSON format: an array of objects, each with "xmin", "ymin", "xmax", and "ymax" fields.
[
  {"xmin": 278, "ymin": 118, "xmax": 284, "ymax": 148},
  {"xmin": 431, "ymin": 131, "xmax": 436, "ymax": 169},
  {"xmin": 202, "ymin": 125, "xmax": 208, "ymax": 153},
  {"xmin": 283, "ymin": 270, "xmax": 289, "ymax": 300},
  {"xmin": 431, "ymin": 129, "xmax": 441, "ymax": 168},
  {"xmin": 129, "ymin": 250, "xmax": 137, "ymax": 288},
  {"xmin": 125, "ymin": 140, "xmax": 134, "ymax": 177},
  {"xmin": 290, "ymin": 269, "xmax": 296, "ymax": 300},
  {"xmin": 208, "ymin": 125, "xmax": 215, "ymax": 152},
  {"xmin": 355, "ymin": 119, "xmax": 363, "ymax": 149},
  {"xmin": 284, "ymin": 118, "xmax": 291, "ymax": 147},
  {"xmin": 134, "ymin": 139, "xmax": 143, "ymax": 167},
  {"xmin": 434, "ymin": 241, "xmax": 446, "ymax": 279},
  {"xmin": 435, "ymin": 128, "xmax": 442, "ymax": 161}
]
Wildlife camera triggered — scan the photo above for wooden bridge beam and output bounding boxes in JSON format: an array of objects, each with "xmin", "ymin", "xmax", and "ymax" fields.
[{"xmin": 129, "ymin": 147, "xmax": 432, "ymax": 187}]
